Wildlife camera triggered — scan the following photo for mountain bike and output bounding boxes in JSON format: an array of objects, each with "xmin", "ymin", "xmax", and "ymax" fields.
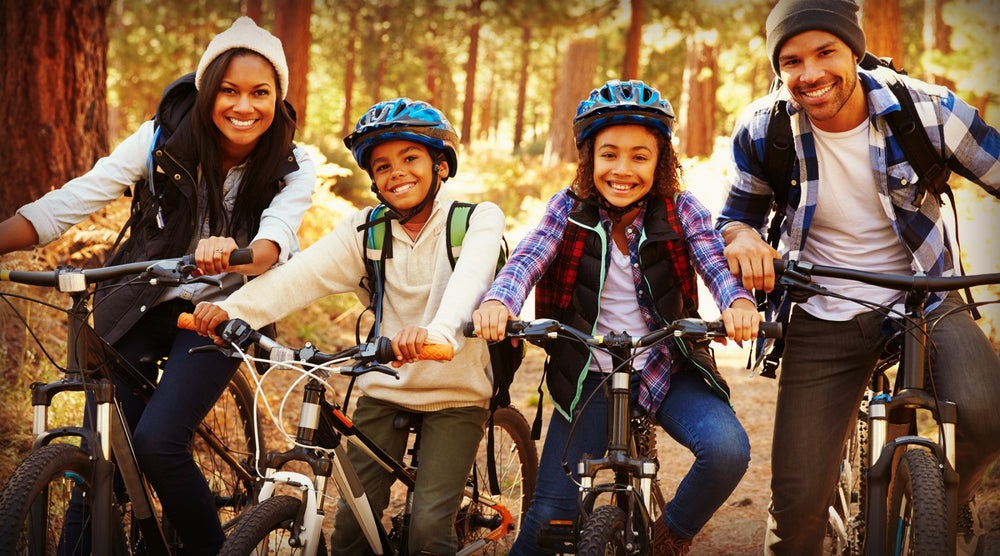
[
  {"xmin": 0, "ymin": 250, "xmax": 261, "ymax": 555},
  {"xmin": 469, "ymin": 317, "xmax": 781, "ymax": 554},
  {"xmin": 180, "ymin": 315, "xmax": 538, "ymax": 555},
  {"xmin": 771, "ymin": 259, "xmax": 1000, "ymax": 556}
]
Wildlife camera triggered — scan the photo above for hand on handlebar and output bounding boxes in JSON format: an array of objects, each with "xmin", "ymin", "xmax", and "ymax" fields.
[
  {"xmin": 392, "ymin": 326, "xmax": 431, "ymax": 367},
  {"xmin": 722, "ymin": 226, "xmax": 780, "ymax": 293},
  {"xmin": 720, "ymin": 298, "xmax": 763, "ymax": 347},
  {"xmin": 472, "ymin": 300, "xmax": 513, "ymax": 342},
  {"xmin": 193, "ymin": 237, "xmax": 241, "ymax": 277},
  {"xmin": 191, "ymin": 302, "xmax": 232, "ymax": 344}
]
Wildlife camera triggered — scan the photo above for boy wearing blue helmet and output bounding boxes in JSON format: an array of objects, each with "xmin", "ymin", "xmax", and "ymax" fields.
[
  {"xmin": 472, "ymin": 80, "xmax": 760, "ymax": 555},
  {"xmin": 193, "ymin": 98, "xmax": 505, "ymax": 554}
]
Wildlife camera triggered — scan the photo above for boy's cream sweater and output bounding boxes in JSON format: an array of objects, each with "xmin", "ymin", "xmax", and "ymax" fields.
[{"xmin": 218, "ymin": 189, "xmax": 505, "ymax": 411}]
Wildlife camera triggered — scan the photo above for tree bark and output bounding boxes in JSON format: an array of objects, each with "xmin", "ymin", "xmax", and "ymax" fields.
[
  {"xmin": 544, "ymin": 36, "xmax": 598, "ymax": 166},
  {"xmin": 861, "ymin": 0, "xmax": 903, "ymax": 67},
  {"xmin": 341, "ymin": 7, "xmax": 358, "ymax": 137},
  {"xmin": 922, "ymin": 0, "xmax": 955, "ymax": 89},
  {"xmin": 678, "ymin": 34, "xmax": 717, "ymax": 158},
  {"xmin": 623, "ymin": 0, "xmax": 644, "ymax": 80},
  {"xmin": 461, "ymin": 0, "xmax": 482, "ymax": 147},
  {"xmin": 274, "ymin": 0, "xmax": 312, "ymax": 131},
  {"xmin": 0, "ymin": 0, "xmax": 110, "ymax": 215}
]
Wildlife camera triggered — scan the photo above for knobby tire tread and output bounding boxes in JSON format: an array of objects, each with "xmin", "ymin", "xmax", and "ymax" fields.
[
  {"xmin": 887, "ymin": 449, "xmax": 948, "ymax": 556},
  {"xmin": 576, "ymin": 505, "xmax": 629, "ymax": 555}
]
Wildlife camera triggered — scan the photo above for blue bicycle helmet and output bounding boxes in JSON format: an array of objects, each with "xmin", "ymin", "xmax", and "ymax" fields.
[
  {"xmin": 573, "ymin": 80, "xmax": 676, "ymax": 149},
  {"xmin": 344, "ymin": 98, "xmax": 459, "ymax": 177}
]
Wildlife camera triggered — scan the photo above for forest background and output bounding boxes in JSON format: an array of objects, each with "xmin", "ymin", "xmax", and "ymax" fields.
[{"xmin": 1, "ymin": 0, "xmax": 998, "ymax": 543}]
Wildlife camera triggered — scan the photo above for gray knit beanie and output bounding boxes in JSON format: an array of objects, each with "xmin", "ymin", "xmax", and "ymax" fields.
[
  {"xmin": 196, "ymin": 17, "xmax": 289, "ymax": 99},
  {"xmin": 766, "ymin": 0, "xmax": 866, "ymax": 74}
]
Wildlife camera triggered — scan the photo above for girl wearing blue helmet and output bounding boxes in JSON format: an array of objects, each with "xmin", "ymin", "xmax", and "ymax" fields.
[
  {"xmin": 193, "ymin": 98, "xmax": 506, "ymax": 554},
  {"xmin": 472, "ymin": 80, "xmax": 760, "ymax": 555}
]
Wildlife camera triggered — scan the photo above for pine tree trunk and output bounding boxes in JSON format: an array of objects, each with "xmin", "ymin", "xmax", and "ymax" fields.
[
  {"xmin": 0, "ymin": 0, "xmax": 110, "ymax": 215},
  {"xmin": 274, "ymin": 0, "xmax": 312, "ymax": 131},
  {"xmin": 544, "ymin": 36, "xmax": 598, "ymax": 166}
]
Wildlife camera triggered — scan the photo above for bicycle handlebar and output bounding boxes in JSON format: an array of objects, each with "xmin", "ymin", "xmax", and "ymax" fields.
[
  {"xmin": 0, "ymin": 248, "xmax": 254, "ymax": 291},
  {"xmin": 773, "ymin": 258, "xmax": 1000, "ymax": 292},
  {"xmin": 177, "ymin": 313, "xmax": 453, "ymax": 377},
  {"xmin": 463, "ymin": 317, "xmax": 782, "ymax": 347}
]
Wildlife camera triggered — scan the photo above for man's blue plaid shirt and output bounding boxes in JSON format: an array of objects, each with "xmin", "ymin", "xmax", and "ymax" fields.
[{"xmin": 717, "ymin": 66, "xmax": 1000, "ymax": 310}]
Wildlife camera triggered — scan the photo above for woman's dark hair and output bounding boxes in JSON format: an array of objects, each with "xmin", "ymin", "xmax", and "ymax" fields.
[
  {"xmin": 572, "ymin": 126, "xmax": 682, "ymax": 201},
  {"xmin": 191, "ymin": 48, "xmax": 296, "ymax": 238}
]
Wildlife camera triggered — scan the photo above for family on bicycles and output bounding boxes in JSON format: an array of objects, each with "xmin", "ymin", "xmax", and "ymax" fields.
[{"xmin": 3, "ymin": 0, "xmax": 999, "ymax": 554}]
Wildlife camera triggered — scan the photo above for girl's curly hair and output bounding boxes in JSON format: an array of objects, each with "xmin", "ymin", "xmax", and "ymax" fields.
[{"xmin": 572, "ymin": 126, "xmax": 683, "ymax": 201}]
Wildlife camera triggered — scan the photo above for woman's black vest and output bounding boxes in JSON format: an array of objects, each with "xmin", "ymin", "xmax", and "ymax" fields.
[{"xmin": 93, "ymin": 73, "xmax": 298, "ymax": 345}]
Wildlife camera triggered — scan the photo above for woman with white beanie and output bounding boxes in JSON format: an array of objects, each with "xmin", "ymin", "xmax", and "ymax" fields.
[{"xmin": 0, "ymin": 17, "xmax": 316, "ymax": 554}]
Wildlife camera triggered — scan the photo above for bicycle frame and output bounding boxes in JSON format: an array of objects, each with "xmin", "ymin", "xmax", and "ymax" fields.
[
  {"xmin": 575, "ymin": 334, "xmax": 660, "ymax": 549},
  {"xmin": 205, "ymin": 325, "xmax": 521, "ymax": 556},
  {"xmin": 773, "ymin": 259, "xmax": 1000, "ymax": 556},
  {"xmin": 26, "ymin": 279, "xmax": 175, "ymax": 556},
  {"xmin": 864, "ymin": 290, "xmax": 959, "ymax": 556},
  {"xmin": 2, "ymin": 252, "xmax": 258, "ymax": 555}
]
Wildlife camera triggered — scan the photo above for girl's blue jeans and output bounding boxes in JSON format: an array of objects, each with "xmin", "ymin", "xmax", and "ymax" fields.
[{"xmin": 510, "ymin": 367, "xmax": 751, "ymax": 555}]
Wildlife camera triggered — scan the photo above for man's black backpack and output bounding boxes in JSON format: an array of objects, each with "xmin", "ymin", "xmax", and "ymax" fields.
[
  {"xmin": 757, "ymin": 52, "xmax": 975, "ymax": 378},
  {"xmin": 359, "ymin": 201, "xmax": 525, "ymax": 495}
]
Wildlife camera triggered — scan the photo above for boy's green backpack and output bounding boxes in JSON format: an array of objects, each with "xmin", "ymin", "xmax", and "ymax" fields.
[{"xmin": 360, "ymin": 201, "xmax": 524, "ymax": 411}]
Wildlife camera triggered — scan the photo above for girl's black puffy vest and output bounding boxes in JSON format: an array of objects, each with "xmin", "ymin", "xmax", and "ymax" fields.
[
  {"xmin": 535, "ymin": 198, "xmax": 698, "ymax": 417},
  {"xmin": 93, "ymin": 73, "xmax": 298, "ymax": 345}
]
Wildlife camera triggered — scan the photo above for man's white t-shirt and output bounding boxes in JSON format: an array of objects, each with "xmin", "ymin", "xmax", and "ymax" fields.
[{"xmin": 799, "ymin": 118, "xmax": 911, "ymax": 321}]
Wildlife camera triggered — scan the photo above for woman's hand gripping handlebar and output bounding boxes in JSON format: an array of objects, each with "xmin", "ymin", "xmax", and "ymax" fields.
[{"xmin": 177, "ymin": 313, "xmax": 454, "ymax": 379}]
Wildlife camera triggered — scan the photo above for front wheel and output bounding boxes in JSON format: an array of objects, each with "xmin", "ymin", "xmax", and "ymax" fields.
[
  {"xmin": 218, "ymin": 495, "xmax": 326, "ymax": 555},
  {"xmin": 886, "ymin": 449, "xmax": 948, "ymax": 556},
  {"xmin": 0, "ymin": 443, "xmax": 126, "ymax": 555},
  {"xmin": 576, "ymin": 505, "xmax": 629, "ymax": 555},
  {"xmin": 456, "ymin": 406, "xmax": 539, "ymax": 553}
]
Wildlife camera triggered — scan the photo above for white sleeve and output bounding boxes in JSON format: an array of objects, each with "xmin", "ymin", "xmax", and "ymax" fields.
[{"xmin": 17, "ymin": 121, "xmax": 155, "ymax": 246}]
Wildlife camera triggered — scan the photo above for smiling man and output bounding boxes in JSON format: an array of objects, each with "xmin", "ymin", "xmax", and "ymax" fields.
[{"xmin": 715, "ymin": 1, "xmax": 1000, "ymax": 555}]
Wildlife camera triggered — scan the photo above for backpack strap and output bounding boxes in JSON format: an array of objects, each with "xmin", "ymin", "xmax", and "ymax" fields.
[
  {"xmin": 445, "ymin": 201, "xmax": 476, "ymax": 269},
  {"xmin": 360, "ymin": 204, "xmax": 392, "ymax": 337},
  {"xmin": 762, "ymin": 100, "xmax": 795, "ymax": 252}
]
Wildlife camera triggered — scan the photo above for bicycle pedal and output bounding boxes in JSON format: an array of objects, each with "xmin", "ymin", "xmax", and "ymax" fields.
[{"xmin": 537, "ymin": 520, "xmax": 575, "ymax": 552}]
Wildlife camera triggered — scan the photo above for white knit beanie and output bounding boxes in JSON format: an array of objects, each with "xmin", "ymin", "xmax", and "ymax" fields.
[{"xmin": 196, "ymin": 17, "xmax": 289, "ymax": 99}]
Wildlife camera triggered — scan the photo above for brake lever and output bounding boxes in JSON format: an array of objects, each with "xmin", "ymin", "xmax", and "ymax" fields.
[
  {"xmin": 187, "ymin": 275, "xmax": 224, "ymax": 288},
  {"xmin": 344, "ymin": 362, "xmax": 400, "ymax": 380},
  {"xmin": 189, "ymin": 344, "xmax": 235, "ymax": 357}
]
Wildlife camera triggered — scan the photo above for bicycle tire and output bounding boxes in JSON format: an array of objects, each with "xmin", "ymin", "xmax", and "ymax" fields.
[
  {"xmin": 191, "ymin": 366, "xmax": 261, "ymax": 530},
  {"xmin": 217, "ymin": 495, "xmax": 326, "ymax": 555},
  {"xmin": 576, "ymin": 505, "xmax": 629, "ymax": 555},
  {"xmin": 886, "ymin": 449, "xmax": 948, "ymax": 556},
  {"xmin": 456, "ymin": 405, "xmax": 538, "ymax": 553},
  {"xmin": 0, "ymin": 443, "xmax": 127, "ymax": 555}
]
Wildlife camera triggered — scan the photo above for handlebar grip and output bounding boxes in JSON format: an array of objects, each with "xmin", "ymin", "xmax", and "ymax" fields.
[
  {"xmin": 177, "ymin": 312, "xmax": 196, "ymax": 330},
  {"xmin": 759, "ymin": 321, "xmax": 783, "ymax": 338},
  {"xmin": 176, "ymin": 312, "xmax": 228, "ymax": 337},
  {"xmin": 229, "ymin": 248, "xmax": 254, "ymax": 266},
  {"xmin": 419, "ymin": 343, "xmax": 454, "ymax": 361},
  {"xmin": 773, "ymin": 258, "xmax": 788, "ymax": 275}
]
